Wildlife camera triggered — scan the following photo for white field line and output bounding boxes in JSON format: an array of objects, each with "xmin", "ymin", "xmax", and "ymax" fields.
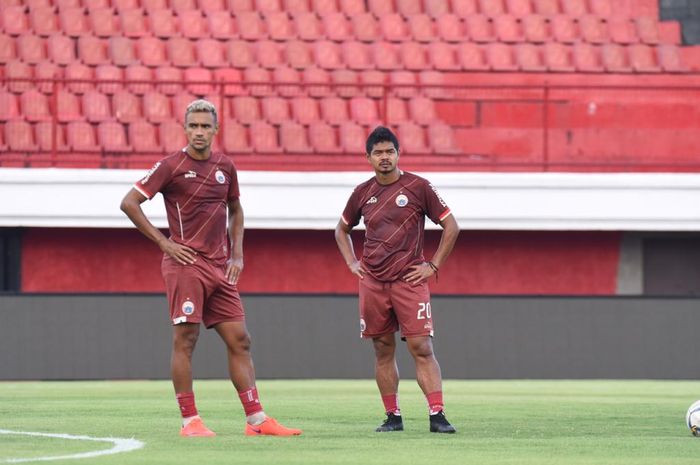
[{"xmin": 0, "ymin": 429, "xmax": 144, "ymax": 463}]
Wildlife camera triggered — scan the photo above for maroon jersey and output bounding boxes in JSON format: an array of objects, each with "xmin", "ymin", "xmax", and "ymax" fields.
[
  {"xmin": 134, "ymin": 149, "xmax": 240, "ymax": 266},
  {"xmin": 341, "ymin": 171, "xmax": 451, "ymax": 282}
]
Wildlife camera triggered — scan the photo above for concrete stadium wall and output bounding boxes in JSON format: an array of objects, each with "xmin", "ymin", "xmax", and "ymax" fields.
[{"xmin": 1, "ymin": 294, "xmax": 698, "ymax": 380}]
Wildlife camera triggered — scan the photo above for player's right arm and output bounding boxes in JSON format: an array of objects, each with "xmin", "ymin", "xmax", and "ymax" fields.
[{"xmin": 120, "ymin": 188, "xmax": 197, "ymax": 265}]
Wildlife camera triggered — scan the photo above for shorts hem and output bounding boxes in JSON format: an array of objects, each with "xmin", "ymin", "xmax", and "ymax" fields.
[{"xmin": 204, "ymin": 316, "xmax": 246, "ymax": 329}]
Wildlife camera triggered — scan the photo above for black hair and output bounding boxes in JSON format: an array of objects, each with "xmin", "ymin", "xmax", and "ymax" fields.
[{"xmin": 365, "ymin": 126, "xmax": 399, "ymax": 155}]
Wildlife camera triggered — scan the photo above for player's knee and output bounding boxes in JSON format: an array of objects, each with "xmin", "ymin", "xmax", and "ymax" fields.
[
  {"xmin": 231, "ymin": 332, "xmax": 252, "ymax": 354},
  {"xmin": 408, "ymin": 340, "xmax": 434, "ymax": 359}
]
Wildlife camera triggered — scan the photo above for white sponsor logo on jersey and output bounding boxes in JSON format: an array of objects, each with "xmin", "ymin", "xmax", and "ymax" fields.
[
  {"xmin": 429, "ymin": 183, "xmax": 447, "ymax": 208},
  {"xmin": 395, "ymin": 194, "xmax": 408, "ymax": 207},
  {"xmin": 366, "ymin": 196, "xmax": 378, "ymax": 204},
  {"xmin": 182, "ymin": 300, "xmax": 195, "ymax": 315},
  {"xmin": 215, "ymin": 170, "xmax": 225, "ymax": 184},
  {"xmin": 184, "ymin": 170, "xmax": 197, "ymax": 178},
  {"xmin": 140, "ymin": 161, "xmax": 161, "ymax": 184}
]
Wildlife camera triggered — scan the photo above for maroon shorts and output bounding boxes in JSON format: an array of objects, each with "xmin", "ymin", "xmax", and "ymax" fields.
[
  {"xmin": 161, "ymin": 256, "xmax": 245, "ymax": 328},
  {"xmin": 358, "ymin": 273, "xmax": 434, "ymax": 339}
]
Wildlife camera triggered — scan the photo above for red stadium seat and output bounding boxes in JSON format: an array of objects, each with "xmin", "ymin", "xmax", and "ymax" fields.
[
  {"xmin": 280, "ymin": 121, "xmax": 313, "ymax": 153},
  {"xmin": 450, "ymin": 0, "xmax": 478, "ymax": 18},
  {"xmin": 368, "ymin": 0, "xmax": 394, "ymax": 16},
  {"xmin": 283, "ymin": 0, "xmax": 310, "ymax": 14},
  {"xmin": 487, "ymin": 43, "xmax": 517, "ymax": 70},
  {"xmin": 400, "ymin": 42, "xmax": 429, "ymax": 70},
  {"xmin": 352, "ymin": 13, "xmax": 380, "ymax": 42},
  {"xmin": 587, "ymin": 0, "xmax": 612, "ymax": 17},
  {"xmin": 125, "ymin": 64, "xmax": 154, "ymax": 95},
  {"xmin": 5, "ymin": 120, "xmax": 38, "ymax": 151},
  {"xmin": 385, "ymin": 97, "xmax": 408, "ymax": 124},
  {"xmin": 428, "ymin": 123, "xmax": 460, "ymax": 154},
  {"xmin": 197, "ymin": 39, "xmax": 227, "ymax": 68},
  {"xmin": 34, "ymin": 61, "xmax": 61, "ymax": 94},
  {"xmin": 249, "ymin": 120, "xmax": 283, "ymax": 153},
  {"xmin": 381, "ymin": 13, "xmax": 410, "ymax": 42},
  {"xmin": 551, "ymin": 15, "xmax": 577, "ymax": 43},
  {"xmin": 231, "ymin": 96, "xmax": 261, "ymax": 124},
  {"xmin": 141, "ymin": 0, "xmax": 168, "ymax": 10},
  {"xmin": 515, "ymin": 43, "xmax": 546, "ymax": 71},
  {"xmin": 465, "ymin": 15, "xmax": 495, "ymax": 42},
  {"xmin": 425, "ymin": 0, "xmax": 450, "ymax": 18},
  {"xmin": 179, "ymin": 10, "xmax": 207, "ymax": 39},
  {"xmin": 137, "ymin": 37, "xmax": 168, "ymax": 67},
  {"xmin": 398, "ymin": 122, "xmax": 429, "ymax": 153},
  {"xmin": 82, "ymin": 90, "xmax": 112, "ymax": 123},
  {"xmin": 0, "ymin": 90, "xmax": 20, "ymax": 121},
  {"xmin": 149, "ymin": 10, "xmax": 178, "ymax": 38},
  {"xmin": 30, "ymin": 7, "xmax": 58, "ymax": 37},
  {"xmin": 506, "ymin": 0, "xmax": 532, "ymax": 17},
  {"xmin": 372, "ymin": 42, "xmax": 401, "ymax": 71},
  {"xmin": 350, "ymin": 96, "xmax": 380, "ymax": 126},
  {"xmin": 119, "ymin": 9, "xmax": 148, "ymax": 38},
  {"xmin": 339, "ymin": 0, "xmax": 366, "ymax": 16},
  {"xmin": 244, "ymin": 67, "xmax": 274, "ymax": 96},
  {"xmin": 171, "ymin": 93, "xmax": 197, "ymax": 122},
  {"xmin": 112, "ymin": 90, "xmax": 143, "ymax": 123},
  {"xmin": 228, "ymin": 40, "xmax": 255, "ymax": 69},
  {"xmin": 46, "ymin": 33, "xmax": 75, "ymax": 65},
  {"xmin": 17, "ymin": 34, "xmax": 46, "ymax": 65},
  {"xmin": 170, "ymin": 0, "xmax": 197, "ymax": 13},
  {"xmin": 389, "ymin": 70, "xmax": 418, "ymax": 98},
  {"xmin": 236, "ymin": 11, "xmax": 267, "ymax": 40},
  {"xmin": 266, "ymin": 12, "xmax": 295, "ymax": 41},
  {"xmin": 409, "ymin": 14, "xmax": 437, "ymax": 43},
  {"xmin": 292, "ymin": 12, "xmax": 323, "ymax": 41},
  {"xmin": 159, "ymin": 119, "xmax": 187, "ymax": 152},
  {"xmin": 261, "ymin": 96, "xmax": 290, "ymax": 125},
  {"xmin": 579, "ymin": 15, "xmax": 608, "ymax": 44},
  {"xmin": 457, "ymin": 42, "xmax": 489, "ymax": 70},
  {"xmin": 320, "ymin": 96, "xmax": 349, "ymax": 125},
  {"xmin": 88, "ymin": 8, "xmax": 118, "ymax": 38},
  {"xmin": 397, "ymin": 0, "xmax": 422, "ymax": 16},
  {"xmin": 533, "ymin": 0, "xmax": 559, "ymax": 15},
  {"xmin": 256, "ymin": 40, "xmax": 283, "ymax": 69},
  {"xmin": 628, "ymin": 44, "xmax": 661, "ymax": 72},
  {"xmin": 229, "ymin": 0, "xmax": 254, "ymax": 12},
  {"xmin": 635, "ymin": 17, "xmax": 660, "ymax": 45},
  {"xmin": 65, "ymin": 62, "xmax": 95, "ymax": 95},
  {"xmin": 254, "ymin": 0, "xmax": 280, "ymax": 13},
  {"xmin": 419, "ymin": 70, "xmax": 448, "ymax": 98},
  {"xmin": 342, "ymin": 41, "xmax": 373, "ymax": 70},
  {"xmin": 408, "ymin": 96, "xmax": 437, "ymax": 126},
  {"xmin": 291, "ymin": 96, "xmax": 320, "ymax": 125},
  {"xmin": 331, "ymin": 69, "xmax": 360, "ymax": 98},
  {"xmin": 1, "ymin": 7, "xmax": 29, "ymax": 37},
  {"xmin": 478, "ymin": 0, "xmax": 504, "ymax": 16},
  {"xmin": 572, "ymin": 42, "xmax": 603, "ymax": 72},
  {"xmin": 0, "ymin": 33, "xmax": 16, "ymax": 64},
  {"xmin": 129, "ymin": 120, "xmax": 160, "ymax": 152},
  {"xmin": 314, "ymin": 41, "xmax": 343, "ymax": 70},
  {"xmin": 214, "ymin": 68, "xmax": 244, "ymax": 96},
  {"xmin": 83, "ymin": 0, "xmax": 111, "ymax": 9},
  {"xmin": 311, "ymin": 0, "xmax": 340, "ymax": 17},
  {"xmin": 153, "ymin": 65, "xmax": 184, "ymax": 95},
  {"xmin": 561, "ymin": 0, "xmax": 587, "ymax": 17},
  {"xmin": 429, "ymin": 42, "xmax": 460, "ymax": 70},
  {"xmin": 66, "ymin": 121, "xmax": 100, "ymax": 151},
  {"xmin": 273, "ymin": 66, "xmax": 302, "ymax": 97},
  {"xmin": 308, "ymin": 121, "xmax": 342, "ymax": 153},
  {"xmin": 143, "ymin": 91, "xmax": 173, "ymax": 122},
  {"xmin": 303, "ymin": 67, "xmax": 332, "ymax": 97},
  {"xmin": 609, "ymin": 18, "xmax": 638, "ymax": 44},
  {"xmin": 98, "ymin": 121, "xmax": 131, "ymax": 152},
  {"xmin": 221, "ymin": 120, "xmax": 252, "ymax": 153},
  {"xmin": 184, "ymin": 68, "xmax": 214, "ymax": 95},
  {"xmin": 109, "ymin": 37, "xmax": 137, "ymax": 66},
  {"xmin": 323, "ymin": 12, "xmax": 352, "ymax": 42},
  {"xmin": 522, "ymin": 14, "xmax": 549, "ymax": 43},
  {"xmin": 207, "ymin": 11, "xmax": 236, "ymax": 39},
  {"xmin": 339, "ymin": 121, "xmax": 366, "ymax": 153},
  {"xmin": 658, "ymin": 44, "xmax": 687, "ymax": 72},
  {"xmin": 167, "ymin": 38, "xmax": 198, "ymax": 68},
  {"xmin": 494, "ymin": 15, "xmax": 524, "ymax": 43},
  {"xmin": 112, "ymin": 0, "xmax": 139, "ymax": 10},
  {"xmin": 78, "ymin": 36, "xmax": 109, "ymax": 66},
  {"xmin": 436, "ymin": 14, "xmax": 465, "ymax": 43},
  {"xmin": 284, "ymin": 40, "xmax": 313, "ymax": 69},
  {"xmin": 545, "ymin": 42, "xmax": 575, "ymax": 71},
  {"xmin": 55, "ymin": 0, "xmax": 81, "ymax": 8},
  {"xmin": 54, "ymin": 89, "xmax": 82, "ymax": 122},
  {"xmin": 600, "ymin": 43, "xmax": 632, "ymax": 72},
  {"xmin": 35, "ymin": 121, "xmax": 69, "ymax": 152},
  {"xmin": 95, "ymin": 64, "xmax": 124, "ymax": 95},
  {"xmin": 6, "ymin": 60, "xmax": 33, "ymax": 94}
]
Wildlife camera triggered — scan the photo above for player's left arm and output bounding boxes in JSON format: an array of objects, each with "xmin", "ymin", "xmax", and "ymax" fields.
[
  {"xmin": 226, "ymin": 197, "xmax": 244, "ymax": 284},
  {"xmin": 405, "ymin": 214, "xmax": 459, "ymax": 284}
]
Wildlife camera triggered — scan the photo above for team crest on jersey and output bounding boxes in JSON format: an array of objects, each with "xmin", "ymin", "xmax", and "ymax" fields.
[
  {"xmin": 360, "ymin": 318, "xmax": 366, "ymax": 332},
  {"xmin": 182, "ymin": 300, "xmax": 195, "ymax": 315},
  {"xmin": 395, "ymin": 194, "xmax": 409, "ymax": 207},
  {"xmin": 215, "ymin": 170, "xmax": 226, "ymax": 184}
]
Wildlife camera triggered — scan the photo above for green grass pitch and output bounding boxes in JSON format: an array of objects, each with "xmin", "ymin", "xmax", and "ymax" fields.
[{"xmin": 2, "ymin": 379, "xmax": 700, "ymax": 465}]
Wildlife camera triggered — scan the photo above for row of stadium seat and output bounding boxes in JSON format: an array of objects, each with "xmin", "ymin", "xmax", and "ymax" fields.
[
  {"xmin": 0, "ymin": 119, "xmax": 461, "ymax": 155},
  {"xmin": 0, "ymin": 0, "xmax": 650, "ymax": 20},
  {"xmin": 0, "ymin": 7, "xmax": 668, "ymax": 45}
]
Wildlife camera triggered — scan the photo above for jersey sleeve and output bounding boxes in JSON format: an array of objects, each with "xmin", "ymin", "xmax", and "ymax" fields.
[
  {"xmin": 228, "ymin": 164, "xmax": 240, "ymax": 201},
  {"xmin": 423, "ymin": 180, "xmax": 452, "ymax": 225},
  {"xmin": 133, "ymin": 159, "xmax": 172, "ymax": 199},
  {"xmin": 341, "ymin": 187, "xmax": 362, "ymax": 228}
]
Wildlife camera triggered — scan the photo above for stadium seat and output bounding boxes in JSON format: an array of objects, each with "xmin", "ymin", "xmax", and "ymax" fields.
[
  {"xmin": 47, "ymin": 33, "xmax": 75, "ymax": 65},
  {"xmin": 83, "ymin": 0, "xmax": 111, "ymax": 9},
  {"xmin": 0, "ymin": 33, "xmax": 16, "ymax": 64},
  {"xmin": 428, "ymin": 122, "xmax": 461, "ymax": 153},
  {"xmin": 98, "ymin": 121, "xmax": 131, "ymax": 152},
  {"xmin": 245, "ymin": 67, "xmax": 274, "ymax": 96},
  {"xmin": 494, "ymin": 15, "xmax": 524, "ymax": 43},
  {"xmin": 280, "ymin": 121, "xmax": 313, "ymax": 153},
  {"xmin": 600, "ymin": 43, "xmax": 632, "ymax": 72},
  {"xmin": 545, "ymin": 42, "xmax": 575, "ymax": 71},
  {"xmin": 506, "ymin": 0, "xmax": 532, "ymax": 17},
  {"xmin": 149, "ymin": 10, "xmax": 178, "ymax": 38},
  {"xmin": 112, "ymin": 90, "xmax": 143, "ymax": 123},
  {"xmin": 5, "ymin": 120, "xmax": 38, "ymax": 151},
  {"xmin": 141, "ymin": 0, "xmax": 168, "ymax": 10},
  {"xmin": 30, "ymin": 7, "xmax": 58, "ymax": 37},
  {"xmin": 389, "ymin": 70, "xmax": 418, "ymax": 98},
  {"xmin": 255, "ymin": 0, "xmax": 281, "ymax": 13},
  {"xmin": 66, "ymin": 121, "xmax": 100, "ymax": 151},
  {"xmin": 635, "ymin": 17, "xmax": 660, "ymax": 45},
  {"xmin": 457, "ymin": 42, "xmax": 489, "ymax": 70},
  {"xmin": 397, "ymin": 122, "xmax": 429, "ymax": 153},
  {"xmin": 82, "ymin": 90, "xmax": 112, "ymax": 123},
  {"xmin": 533, "ymin": 0, "xmax": 559, "ymax": 15},
  {"xmin": 323, "ymin": 12, "xmax": 352, "ymax": 42},
  {"xmin": 261, "ymin": 96, "xmax": 290, "ymax": 124},
  {"xmin": 608, "ymin": 18, "xmax": 638, "ymax": 44},
  {"xmin": 109, "ymin": 37, "xmax": 137, "ymax": 66},
  {"xmin": 551, "ymin": 15, "xmax": 577, "ymax": 43},
  {"xmin": 409, "ymin": 14, "xmax": 437, "ymax": 43},
  {"xmin": 361, "ymin": 70, "xmax": 387, "ymax": 98},
  {"xmin": 125, "ymin": 64, "xmax": 154, "ymax": 95},
  {"xmin": 425, "ymin": 0, "xmax": 450, "ymax": 18},
  {"xmin": 214, "ymin": 68, "xmax": 244, "ymax": 96},
  {"xmin": 34, "ymin": 61, "xmax": 61, "ymax": 94},
  {"xmin": 342, "ymin": 41, "xmax": 373, "ymax": 70},
  {"xmin": 478, "ymin": 0, "xmax": 504, "ymax": 16},
  {"xmin": 368, "ymin": 0, "xmax": 394, "ymax": 16},
  {"xmin": 88, "ymin": 8, "xmax": 118, "ymax": 38},
  {"xmin": 397, "ymin": 0, "xmax": 423, "ymax": 16},
  {"xmin": 0, "ymin": 90, "xmax": 20, "ymax": 121},
  {"xmin": 184, "ymin": 68, "xmax": 214, "ymax": 95},
  {"xmin": 292, "ymin": 12, "xmax": 323, "ymax": 42},
  {"xmin": 331, "ymin": 69, "xmax": 360, "ymax": 98},
  {"xmin": 171, "ymin": 92, "xmax": 197, "ymax": 122},
  {"xmin": 207, "ymin": 11, "xmax": 236, "ymax": 39},
  {"xmin": 400, "ymin": 42, "xmax": 429, "ymax": 70},
  {"xmin": 17, "ymin": 34, "xmax": 46, "ymax": 65},
  {"xmin": 465, "ymin": 15, "xmax": 495, "ymax": 42},
  {"xmin": 78, "ymin": 36, "xmax": 109, "ymax": 66},
  {"xmin": 229, "ymin": 0, "xmax": 254, "ymax": 12},
  {"xmin": 579, "ymin": 15, "xmax": 609, "ymax": 44},
  {"xmin": 284, "ymin": 40, "xmax": 313, "ymax": 70},
  {"xmin": 142, "ymin": 91, "xmax": 173, "ymax": 122},
  {"xmin": 236, "ymin": 11, "xmax": 267, "ymax": 40},
  {"xmin": 65, "ymin": 62, "xmax": 94, "ymax": 95},
  {"xmin": 54, "ymin": 0, "xmax": 81, "ymax": 8},
  {"xmin": 339, "ymin": 0, "xmax": 366, "ymax": 16},
  {"xmin": 95, "ymin": 64, "xmax": 124, "ymax": 95},
  {"xmin": 112, "ymin": 0, "xmax": 140, "ymax": 10},
  {"xmin": 168, "ymin": 38, "xmax": 198, "ymax": 68},
  {"xmin": 371, "ymin": 42, "xmax": 401, "ymax": 71},
  {"xmin": 128, "ymin": 120, "xmax": 160, "ymax": 152},
  {"xmin": 179, "ymin": 11, "xmax": 207, "ymax": 39},
  {"xmin": 311, "ymin": 0, "xmax": 340, "ymax": 17},
  {"xmin": 249, "ymin": 121, "xmax": 283, "ymax": 153},
  {"xmin": 350, "ymin": 96, "xmax": 380, "ymax": 126},
  {"xmin": 486, "ymin": 43, "xmax": 518, "ymax": 70},
  {"xmin": 159, "ymin": 119, "xmax": 187, "ymax": 152},
  {"xmin": 658, "ymin": 44, "xmax": 687, "ymax": 72},
  {"xmin": 436, "ymin": 14, "xmax": 465, "ymax": 42},
  {"xmin": 338, "ymin": 121, "xmax": 366, "ymax": 153},
  {"xmin": 220, "ymin": 120, "xmax": 251, "ymax": 153},
  {"xmin": 352, "ymin": 13, "xmax": 380, "ymax": 43},
  {"xmin": 137, "ymin": 37, "xmax": 168, "ymax": 67},
  {"xmin": 450, "ymin": 0, "xmax": 478, "ymax": 18},
  {"xmin": 320, "ymin": 96, "xmax": 349, "ymax": 125},
  {"xmin": 228, "ymin": 40, "xmax": 255, "ymax": 69},
  {"xmin": 291, "ymin": 96, "xmax": 320, "ymax": 125},
  {"xmin": 408, "ymin": 96, "xmax": 437, "ymax": 126},
  {"xmin": 587, "ymin": 0, "xmax": 612, "ymax": 17},
  {"xmin": 303, "ymin": 67, "xmax": 332, "ymax": 97},
  {"xmin": 119, "ymin": 9, "xmax": 148, "ymax": 38},
  {"xmin": 560, "ymin": 0, "xmax": 587, "ymax": 17},
  {"xmin": 197, "ymin": 38, "xmax": 227, "ymax": 68},
  {"xmin": 628, "ymin": 44, "xmax": 661, "ymax": 72},
  {"xmin": 5, "ymin": 60, "xmax": 33, "ymax": 94},
  {"xmin": 231, "ymin": 96, "xmax": 261, "ymax": 124},
  {"xmin": 314, "ymin": 41, "xmax": 343, "ymax": 70},
  {"xmin": 515, "ymin": 43, "xmax": 546, "ymax": 71},
  {"xmin": 522, "ymin": 15, "xmax": 549, "ymax": 43},
  {"xmin": 35, "ymin": 121, "xmax": 69, "ymax": 151},
  {"xmin": 308, "ymin": 121, "xmax": 342, "ymax": 153},
  {"xmin": 170, "ymin": 0, "xmax": 197, "ymax": 13},
  {"xmin": 272, "ymin": 66, "xmax": 302, "ymax": 97},
  {"xmin": 266, "ymin": 12, "xmax": 295, "ymax": 41},
  {"xmin": 429, "ymin": 42, "xmax": 460, "ymax": 70},
  {"xmin": 53, "ymin": 89, "xmax": 82, "ymax": 122},
  {"xmin": 256, "ymin": 40, "xmax": 283, "ymax": 69},
  {"xmin": 283, "ymin": 0, "xmax": 310, "ymax": 14},
  {"xmin": 1, "ymin": 6, "xmax": 29, "ymax": 37},
  {"xmin": 385, "ymin": 97, "xmax": 408, "ymax": 124},
  {"xmin": 381, "ymin": 14, "xmax": 410, "ymax": 42}
]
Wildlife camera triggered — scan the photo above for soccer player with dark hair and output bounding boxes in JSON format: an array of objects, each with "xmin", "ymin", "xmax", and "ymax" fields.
[
  {"xmin": 335, "ymin": 126, "xmax": 460, "ymax": 434},
  {"xmin": 120, "ymin": 99, "xmax": 301, "ymax": 437}
]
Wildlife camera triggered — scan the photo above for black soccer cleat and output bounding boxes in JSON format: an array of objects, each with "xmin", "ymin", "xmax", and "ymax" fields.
[
  {"xmin": 692, "ymin": 425, "xmax": 700, "ymax": 437},
  {"xmin": 429, "ymin": 411, "xmax": 456, "ymax": 433},
  {"xmin": 375, "ymin": 412, "xmax": 404, "ymax": 432}
]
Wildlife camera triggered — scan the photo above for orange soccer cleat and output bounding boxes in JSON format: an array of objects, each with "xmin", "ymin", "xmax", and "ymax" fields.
[
  {"xmin": 180, "ymin": 418, "xmax": 216, "ymax": 437},
  {"xmin": 244, "ymin": 417, "xmax": 302, "ymax": 436}
]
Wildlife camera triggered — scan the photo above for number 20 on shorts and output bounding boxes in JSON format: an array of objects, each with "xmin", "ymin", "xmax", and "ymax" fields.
[{"xmin": 417, "ymin": 302, "xmax": 432, "ymax": 320}]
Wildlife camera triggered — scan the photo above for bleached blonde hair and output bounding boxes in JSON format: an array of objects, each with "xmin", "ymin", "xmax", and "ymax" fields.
[{"xmin": 184, "ymin": 99, "xmax": 218, "ymax": 126}]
